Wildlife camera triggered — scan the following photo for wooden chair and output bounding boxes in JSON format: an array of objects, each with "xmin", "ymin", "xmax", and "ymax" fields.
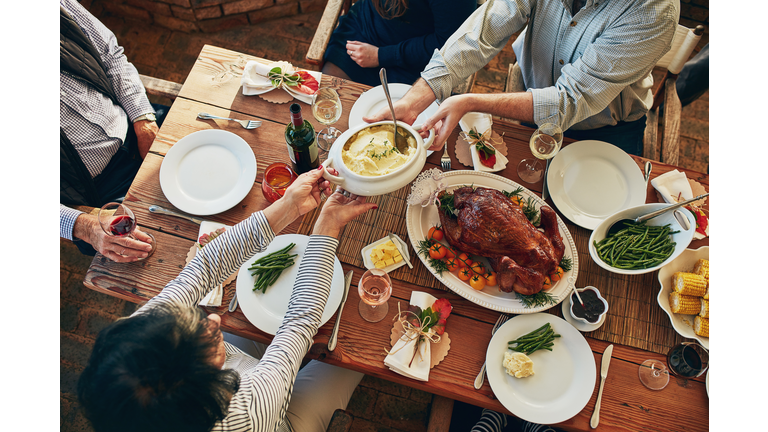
[
  {"xmin": 325, "ymin": 393, "xmax": 454, "ymax": 432},
  {"xmin": 305, "ymin": 0, "xmax": 478, "ymax": 94},
  {"xmin": 643, "ymin": 25, "xmax": 706, "ymax": 165},
  {"xmin": 139, "ymin": 74, "xmax": 182, "ymax": 100}
]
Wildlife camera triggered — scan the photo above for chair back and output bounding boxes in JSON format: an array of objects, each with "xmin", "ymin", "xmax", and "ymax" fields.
[{"xmin": 655, "ymin": 25, "xmax": 706, "ymax": 74}]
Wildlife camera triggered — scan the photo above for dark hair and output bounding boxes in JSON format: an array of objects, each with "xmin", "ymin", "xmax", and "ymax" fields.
[
  {"xmin": 77, "ymin": 305, "xmax": 240, "ymax": 432},
  {"xmin": 373, "ymin": 0, "xmax": 409, "ymax": 19}
]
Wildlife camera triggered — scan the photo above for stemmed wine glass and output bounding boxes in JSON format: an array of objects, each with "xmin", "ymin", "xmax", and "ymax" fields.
[
  {"xmin": 98, "ymin": 202, "xmax": 156, "ymax": 260},
  {"xmin": 312, "ymin": 87, "xmax": 343, "ymax": 151},
  {"xmin": 517, "ymin": 123, "xmax": 563, "ymax": 183},
  {"xmin": 639, "ymin": 342, "xmax": 708, "ymax": 390},
  {"xmin": 358, "ymin": 268, "xmax": 392, "ymax": 323}
]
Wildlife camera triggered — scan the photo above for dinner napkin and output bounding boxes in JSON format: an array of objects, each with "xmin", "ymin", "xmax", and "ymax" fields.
[
  {"xmin": 459, "ymin": 112, "xmax": 508, "ymax": 172},
  {"xmin": 651, "ymin": 169, "xmax": 694, "ymax": 204},
  {"xmin": 197, "ymin": 221, "xmax": 230, "ymax": 307},
  {"xmin": 240, "ymin": 61, "xmax": 322, "ymax": 105},
  {"xmin": 384, "ymin": 291, "xmax": 436, "ymax": 381}
]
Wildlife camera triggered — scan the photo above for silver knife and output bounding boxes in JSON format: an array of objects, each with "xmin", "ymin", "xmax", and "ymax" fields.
[
  {"xmin": 148, "ymin": 205, "xmax": 203, "ymax": 224},
  {"xmin": 591, "ymin": 344, "xmax": 614, "ymax": 429},
  {"xmin": 328, "ymin": 270, "xmax": 354, "ymax": 351},
  {"xmin": 388, "ymin": 233, "xmax": 413, "ymax": 269},
  {"xmin": 228, "ymin": 292, "xmax": 238, "ymax": 313},
  {"xmin": 541, "ymin": 159, "xmax": 551, "ymax": 201}
]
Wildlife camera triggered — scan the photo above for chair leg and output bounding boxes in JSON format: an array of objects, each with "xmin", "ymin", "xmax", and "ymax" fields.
[
  {"xmin": 643, "ymin": 107, "xmax": 659, "ymax": 161},
  {"xmin": 325, "ymin": 409, "xmax": 353, "ymax": 432},
  {"xmin": 661, "ymin": 77, "xmax": 681, "ymax": 166},
  {"xmin": 427, "ymin": 395, "xmax": 454, "ymax": 432}
]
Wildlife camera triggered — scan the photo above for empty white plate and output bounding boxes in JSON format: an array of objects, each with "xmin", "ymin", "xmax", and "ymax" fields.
[
  {"xmin": 159, "ymin": 130, "xmax": 257, "ymax": 216},
  {"xmin": 546, "ymin": 140, "xmax": 645, "ymax": 230}
]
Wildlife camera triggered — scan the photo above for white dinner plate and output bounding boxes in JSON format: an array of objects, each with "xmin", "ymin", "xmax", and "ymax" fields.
[
  {"xmin": 405, "ymin": 170, "xmax": 579, "ymax": 314},
  {"xmin": 486, "ymin": 314, "xmax": 596, "ymax": 425},
  {"xmin": 546, "ymin": 140, "xmax": 646, "ymax": 230},
  {"xmin": 235, "ymin": 234, "xmax": 344, "ymax": 335},
  {"xmin": 160, "ymin": 130, "xmax": 257, "ymax": 216},
  {"xmin": 348, "ymin": 83, "xmax": 439, "ymax": 155}
]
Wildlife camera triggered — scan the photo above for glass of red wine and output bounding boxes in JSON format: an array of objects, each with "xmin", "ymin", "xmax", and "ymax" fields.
[
  {"xmin": 97, "ymin": 202, "xmax": 156, "ymax": 260},
  {"xmin": 667, "ymin": 342, "xmax": 709, "ymax": 378}
]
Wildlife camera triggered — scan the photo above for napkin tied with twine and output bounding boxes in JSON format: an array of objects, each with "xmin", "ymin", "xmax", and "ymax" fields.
[
  {"xmin": 240, "ymin": 61, "xmax": 321, "ymax": 104},
  {"xmin": 650, "ymin": 169, "xmax": 709, "ymax": 239}
]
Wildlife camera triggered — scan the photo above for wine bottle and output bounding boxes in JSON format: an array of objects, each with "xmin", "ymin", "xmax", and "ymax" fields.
[{"xmin": 285, "ymin": 103, "xmax": 319, "ymax": 174}]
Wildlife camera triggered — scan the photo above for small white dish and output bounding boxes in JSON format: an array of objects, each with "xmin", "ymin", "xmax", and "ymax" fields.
[
  {"xmin": 568, "ymin": 286, "xmax": 608, "ymax": 325},
  {"xmin": 361, "ymin": 234, "xmax": 410, "ymax": 273},
  {"xmin": 561, "ymin": 292, "xmax": 606, "ymax": 332},
  {"xmin": 588, "ymin": 203, "xmax": 696, "ymax": 275}
]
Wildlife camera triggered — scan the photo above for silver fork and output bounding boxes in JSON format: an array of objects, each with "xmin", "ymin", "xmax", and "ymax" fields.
[
  {"xmin": 441, "ymin": 142, "xmax": 451, "ymax": 171},
  {"xmin": 474, "ymin": 314, "xmax": 509, "ymax": 389},
  {"xmin": 197, "ymin": 112, "xmax": 261, "ymax": 129}
]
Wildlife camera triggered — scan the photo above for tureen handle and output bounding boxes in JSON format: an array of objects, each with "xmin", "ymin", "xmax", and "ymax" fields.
[
  {"xmin": 412, "ymin": 123, "xmax": 435, "ymax": 150},
  {"xmin": 321, "ymin": 158, "xmax": 345, "ymax": 185}
]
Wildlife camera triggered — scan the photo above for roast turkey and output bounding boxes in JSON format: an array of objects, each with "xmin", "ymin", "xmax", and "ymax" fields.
[{"xmin": 437, "ymin": 187, "xmax": 565, "ymax": 295}]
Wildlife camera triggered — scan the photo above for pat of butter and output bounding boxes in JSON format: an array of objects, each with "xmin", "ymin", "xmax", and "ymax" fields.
[{"xmin": 503, "ymin": 351, "xmax": 534, "ymax": 378}]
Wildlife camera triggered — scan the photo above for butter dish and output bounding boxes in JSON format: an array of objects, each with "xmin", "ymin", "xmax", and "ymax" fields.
[{"xmin": 361, "ymin": 234, "xmax": 410, "ymax": 273}]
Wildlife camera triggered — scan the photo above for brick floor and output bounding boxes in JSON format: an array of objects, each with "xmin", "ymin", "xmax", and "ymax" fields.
[{"xmin": 61, "ymin": 4, "xmax": 709, "ymax": 432}]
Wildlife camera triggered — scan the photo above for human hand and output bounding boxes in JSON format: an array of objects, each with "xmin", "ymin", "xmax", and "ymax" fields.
[
  {"xmin": 313, "ymin": 188, "xmax": 378, "ymax": 238},
  {"xmin": 282, "ymin": 167, "xmax": 335, "ymax": 218},
  {"xmin": 134, "ymin": 120, "xmax": 159, "ymax": 159},
  {"xmin": 346, "ymin": 41, "xmax": 380, "ymax": 68},
  {"xmin": 363, "ymin": 78, "xmax": 436, "ymax": 133},
  {"xmin": 420, "ymin": 94, "xmax": 469, "ymax": 152},
  {"xmin": 73, "ymin": 213, "xmax": 153, "ymax": 262}
]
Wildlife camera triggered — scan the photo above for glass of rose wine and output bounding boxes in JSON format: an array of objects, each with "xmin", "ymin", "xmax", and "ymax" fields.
[
  {"xmin": 97, "ymin": 202, "xmax": 156, "ymax": 260},
  {"xmin": 312, "ymin": 87, "xmax": 343, "ymax": 151},
  {"xmin": 358, "ymin": 268, "xmax": 392, "ymax": 323},
  {"xmin": 517, "ymin": 123, "xmax": 563, "ymax": 184}
]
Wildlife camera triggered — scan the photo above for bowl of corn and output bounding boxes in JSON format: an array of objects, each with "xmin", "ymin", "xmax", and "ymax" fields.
[{"xmin": 656, "ymin": 246, "xmax": 709, "ymax": 349}]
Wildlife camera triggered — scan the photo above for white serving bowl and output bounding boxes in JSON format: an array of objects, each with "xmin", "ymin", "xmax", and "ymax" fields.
[
  {"xmin": 656, "ymin": 246, "xmax": 709, "ymax": 349},
  {"xmin": 588, "ymin": 203, "xmax": 696, "ymax": 275},
  {"xmin": 321, "ymin": 121, "xmax": 434, "ymax": 196}
]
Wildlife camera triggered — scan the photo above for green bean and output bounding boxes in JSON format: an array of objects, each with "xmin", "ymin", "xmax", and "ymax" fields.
[
  {"xmin": 594, "ymin": 221, "xmax": 677, "ymax": 270},
  {"xmin": 507, "ymin": 323, "xmax": 559, "ymax": 355},
  {"xmin": 250, "ymin": 244, "xmax": 297, "ymax": 293}
]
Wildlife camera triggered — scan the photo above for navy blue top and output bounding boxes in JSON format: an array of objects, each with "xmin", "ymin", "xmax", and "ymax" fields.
[{"xmin": 324, "ymin": 0, "xmax": 476, "ymax": 86}]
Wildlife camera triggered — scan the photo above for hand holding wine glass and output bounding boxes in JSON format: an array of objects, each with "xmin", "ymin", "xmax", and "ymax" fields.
[
  {"xmin": 97, "ymin": 202, "xmax": 156, "ymax": 262},
  {"xmin": 312, "ymin": 87, "xmax": 343, "ymax": 151},
  {"xmin": 517, "ymin": 123, "xmax": 563, "ymax": 183}
]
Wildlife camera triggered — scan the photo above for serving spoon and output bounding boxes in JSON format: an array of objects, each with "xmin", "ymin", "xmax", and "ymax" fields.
[
  {"xmin": 379, "ymin": 68, "xmax": 409, "ymax": 154},
  {"xmin": 606, "ymin": 193, "xmax": 709, "ymax": 236}
]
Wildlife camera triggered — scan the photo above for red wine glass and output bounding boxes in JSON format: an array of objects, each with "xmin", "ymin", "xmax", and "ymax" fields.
[{"xmin": 97, "ymin": 202, "xmax": 156, "ymax": 260}]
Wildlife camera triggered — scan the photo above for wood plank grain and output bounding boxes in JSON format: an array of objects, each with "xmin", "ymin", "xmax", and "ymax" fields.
[{"xmin": 306, "ymin": 0, "xmax": 345, "ymax": 66}]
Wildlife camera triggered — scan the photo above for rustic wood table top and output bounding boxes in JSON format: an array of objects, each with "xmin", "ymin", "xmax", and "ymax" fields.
[{"xmin": 83, "ymin": 45, "xmax": 709, "ymax": 432}]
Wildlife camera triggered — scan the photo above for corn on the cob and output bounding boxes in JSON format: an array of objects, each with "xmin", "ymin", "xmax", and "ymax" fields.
[
  {"xmin": 693, "ymin": 259, "xmax": 709, "ymax": 281},
  {"xmin": 694, "ymin": 316, "xmax": 709, "ymax": 338},
  {"xmin": 703, "ymin": 286, "xmax": 709, "ymax": 300},
  {"xmin": 669, "ymin": 292, "xmax": 700, "ymax": 314},
  {"xmin": 673, "ymin": 272, "xmax": 707, "ymax": 297},
  {"xmin": 699, "ymin": 298, "xmax": 709, "ymax": 318}
]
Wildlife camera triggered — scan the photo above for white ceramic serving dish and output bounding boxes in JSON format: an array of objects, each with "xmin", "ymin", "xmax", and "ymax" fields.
[
  {"xmin": 588, "ymin": 203, "xmax": 696, "ymax": 275},
  {"xmin": 656, "ymin": 246, "xmax": 709, "ymax": 349},
  {"xmin": 568, "ymin": 286, "xmax": 609, "ymax": 325},
  {"xmin": 321, "ymin": 121, "xmax": 434, "ymax": 196},
  {"xmin": 361, "ymin": 234, "xmax": 410, "ymax": 273}
]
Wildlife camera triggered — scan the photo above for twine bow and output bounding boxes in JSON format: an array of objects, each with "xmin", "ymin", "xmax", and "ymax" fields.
[
  {"xmin": 386, "ymin": 303, "xmax": 442, "ymax": 367},
  {"xmin": 459, "ymin": 127, "xmax": 503, "ymax": 150}
]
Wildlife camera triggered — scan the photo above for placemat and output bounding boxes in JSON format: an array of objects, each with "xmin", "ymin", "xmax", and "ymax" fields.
[{"xmin": 299, "ymin": 192, "xmax": 684, "ymax": 355}]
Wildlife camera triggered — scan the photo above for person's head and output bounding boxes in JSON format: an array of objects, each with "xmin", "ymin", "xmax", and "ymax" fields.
[
  {"xmin": 77, "ymin": 305, "xmax": 239, "ymax": 432},
  {"xmin": 374, "ymin": 0, "xmax": 409, "ymax": 19}
]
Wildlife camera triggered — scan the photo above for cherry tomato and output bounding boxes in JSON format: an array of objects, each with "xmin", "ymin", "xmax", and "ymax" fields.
[
  {"xmin": 458, "ymin": 267, "xmax": 472, "ymax": 281},
  {"xmin": 444, "ymin": 246, "xmax": 458, "ymax": 260},
  {"xmin": 469, "ymin": 274, "xmax": 486, "ymax": 291},
  {"xmin": 484, "ymin": 271, "xmax": 497, "ymax": 286},
  {"xmin": 445, "ymin": 257, "xmax": 460, "ymax": 272},
  {"xmin": 470, "ymin": 262, "xmax": 486, "ymax": 275},
  {"xmin": 457, "ymin": 253, "xmax": 473, "ymax": 268},
  {"xmin": 429, "ymin": 243, "xmax": 447, "ymax": 260},
  {"xmin": 542, "ymin": 276, "xmax": 552, "ymax": 290},
  {"xmin": 427, "ymin": 226, "xmax": 444, "ymax": 242},
  {"xmin": 550, "ymin": 266, "xmax": 564, "ymax": 283}
]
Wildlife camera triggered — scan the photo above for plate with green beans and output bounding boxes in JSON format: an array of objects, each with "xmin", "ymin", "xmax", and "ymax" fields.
[
  {"xmin": 589, "ymin": 203, "xmax": 695, "ymax": 275},
  {"xmin": 486, "ymin": 313, "xmax": 595, "ymax": 424},
  {"xmin": 235, "ymin": 234, "xmax": 344, "ymax": 335}
]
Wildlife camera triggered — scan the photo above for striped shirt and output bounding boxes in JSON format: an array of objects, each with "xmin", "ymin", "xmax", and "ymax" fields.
[
  {"xmin": 59, "ymin": 0, "xmax": 154, "ymax": 240},
  {"xmin": 137, "ymin": 212, "xmax": 338, "ymax": 432},
  {"xmin": 421, "ymin": 0, "xmax": 678, "ymax": 131}
]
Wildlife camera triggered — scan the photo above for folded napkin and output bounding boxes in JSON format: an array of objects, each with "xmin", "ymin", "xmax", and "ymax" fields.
[
  {"xmin": 241, "ymin": 61, "xmax": 321, "ymax": 104},
  {"xmin": 651, "ymin": 169, "xmax": 693, "ymax": 204},
  {"xmin": 384, "ymin": 291, "xmax": 436, "ymax": 381},
  {"xmin": 459, "ymin": 112, "xmax": 508, "ymax": 172},
  {"xmin": 195, "ymin": 221, "xmax": 231, "ymax": 307}
]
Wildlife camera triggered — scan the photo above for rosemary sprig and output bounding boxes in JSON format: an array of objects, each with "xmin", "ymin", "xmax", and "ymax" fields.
[
  {"xmin": 438, "ymin": 194, "xmax": 458, "ymax": 219},
  {"xmin": 559, "ymin": 256, "xmax": 573, "ymax": 273},
  {"xmin": 516, "ymin": 291, "xmax": 557, "ymax": 309},
  {"xmin": 416, "ymin": 239, "xmax": 449, "ymax": 275}
]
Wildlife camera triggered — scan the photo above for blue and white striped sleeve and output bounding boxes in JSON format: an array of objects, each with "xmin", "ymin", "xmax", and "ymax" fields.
[{"xmin": 60, "ymin": 204, "xmax": 83, "ymax": 241}]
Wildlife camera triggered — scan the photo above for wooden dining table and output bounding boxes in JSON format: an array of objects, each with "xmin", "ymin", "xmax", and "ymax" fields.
[{"xmin": 83, "ymin": 45, "xmax": 709, "ymax": 432}]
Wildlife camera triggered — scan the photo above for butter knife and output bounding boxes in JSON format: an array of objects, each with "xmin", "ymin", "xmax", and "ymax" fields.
[
  {"xmin": 148, "ymin": 205, "xmax": 204, "ymax": 224},
  {"xmin": 591, "ymin": 344, "xmax": 614, "ymax": 429},
  {"xmin": 388, "ymin": 233, "xmax": 413, "ymax": 269},
  {"xmin": 328, "ymin": 270, "xmax": 353, "ymax": 351},
  {"xmin": 228, "ymin": 292, "xmax": 238, "ymax": 313}
]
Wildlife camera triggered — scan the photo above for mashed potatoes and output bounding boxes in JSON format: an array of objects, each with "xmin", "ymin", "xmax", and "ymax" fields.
[
  {"xmin": 503, "ymin": 351, "xmax": 535, "ymax": 378},
  {"xmin": 342, "ymin": 125, "xmax": 416, "ymax": 176}
]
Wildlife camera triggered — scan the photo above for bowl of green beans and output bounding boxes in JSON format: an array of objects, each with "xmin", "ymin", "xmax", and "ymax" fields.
[{"xmin": 588, "ymin": 203, "xmax": 695, "ymax": 275}]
